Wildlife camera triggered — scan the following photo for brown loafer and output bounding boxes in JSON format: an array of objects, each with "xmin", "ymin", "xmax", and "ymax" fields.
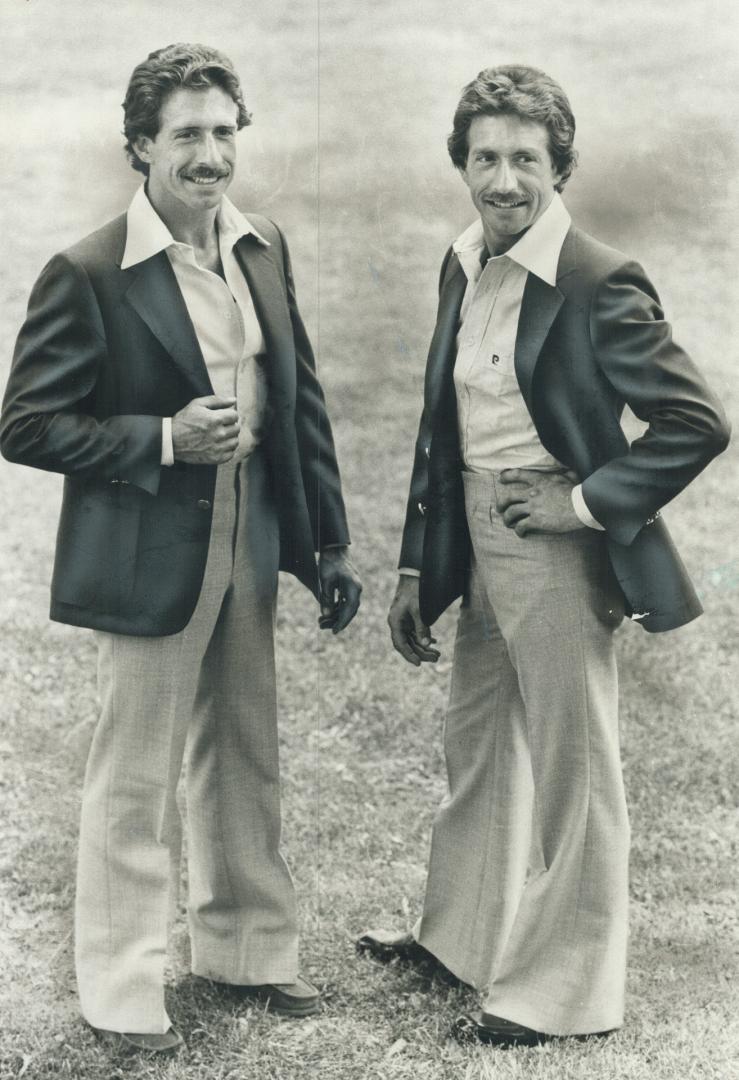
[
  {"xmin": 90, "ymin": 1025, "xmax": 183, "ymax": 1055},
  {"xmin": 239, "ymin": 974, "xmax": 321, "ymax": 1018},
  {"xmin": 356, "ymin": 929, "xmax": 465, "ymax": 986}
]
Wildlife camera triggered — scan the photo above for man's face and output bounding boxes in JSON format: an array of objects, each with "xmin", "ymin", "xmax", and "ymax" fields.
[
  {"xmin": 461, "ymin": 113, "xmax": 562, "ymax": 253},
  {"xmin": 134, "ymin": 85, "xmax": 239, "ymax": 217}
]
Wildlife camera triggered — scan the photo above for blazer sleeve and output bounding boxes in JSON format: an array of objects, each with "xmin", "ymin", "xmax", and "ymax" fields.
[
  {"xmin": 273, "ymin": 225, "xmax": 350, "ymax": 550},
  {"xmin": 581, "ymin": 260, "xmax": 731, "ymax": 546},
  {"xmin": 0, "ymin": 253, "xmax": 163, "ymax": 495}
]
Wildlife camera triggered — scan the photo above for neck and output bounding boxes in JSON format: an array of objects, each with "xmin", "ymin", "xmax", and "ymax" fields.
[
  {"xmin": 145, "ymin": 184, "xmax": 219, "ymax": 250},
  {"xmin": 482, "ymin": 226, "xmax": 527, "ymax": 257}
]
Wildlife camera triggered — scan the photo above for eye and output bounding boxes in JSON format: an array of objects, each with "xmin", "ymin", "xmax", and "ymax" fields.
[
  {"xmin": 176, "ymin": 130, "xmax": 197, "ymax": 140},
  {"xmin": 215, "ymin": 127, "xmax": 236, "ymax": 139}
]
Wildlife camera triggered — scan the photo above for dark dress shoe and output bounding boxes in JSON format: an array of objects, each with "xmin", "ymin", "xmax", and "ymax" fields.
[
  {"xmin": 90, "ymin": 1025, "xmax": 183, "ymax": 1054},
  {"xmin": 451, "ymin": 1010, "xmax": 613, "ymax": 1048},
  {"xmin": 451, "ymin": 1011, "xmax": 552, "ymax": 1047},
  {"xmin": 356, "ymin": 929, "xmax": 429, "ymax": 964},
  {"xmin": 238, "ymin": 974, "xmax": 321, "ymax": 1018},
  {"xmin": 356, "ymin": 929, "xmax": 465, "ymax": 986}
]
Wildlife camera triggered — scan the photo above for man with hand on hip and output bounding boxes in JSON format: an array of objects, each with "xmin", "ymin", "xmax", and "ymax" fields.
[
  {"xmin": 358, "ymin": 65, "xmax": 728, "ymax": 1047},
  {"xmin": 1, "ymin": 43, "xmax": 360, "ymax": 1054}
]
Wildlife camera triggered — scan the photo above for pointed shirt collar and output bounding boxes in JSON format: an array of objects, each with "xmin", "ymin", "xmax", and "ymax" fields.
[
  {"xmin": 452, "ymin": 192, "xmax": 571, "ymax": 288},
  {"xmin": 121, "ymin": 184, "xmax": 269, "ymax": 270}
]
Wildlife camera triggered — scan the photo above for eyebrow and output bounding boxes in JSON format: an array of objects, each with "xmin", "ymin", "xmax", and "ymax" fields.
[
  {"xmin": 474, "ymin": 145, "xmax": 543, "ymax": 155},
  {"xmin": 171, "ymin": 122, "xmax": 237, "ymax": 134}
]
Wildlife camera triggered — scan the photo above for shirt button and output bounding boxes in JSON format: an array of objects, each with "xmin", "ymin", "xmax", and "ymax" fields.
[{"xmin": 197, "ymin": 499, "xmax": 211, "ymax": 510}]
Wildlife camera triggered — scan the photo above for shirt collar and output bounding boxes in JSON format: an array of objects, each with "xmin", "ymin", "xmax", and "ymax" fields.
[
  {"xmin": 121, "ymin": 184, "xmax": 269, "ymax": 270},
  {"xmin": 452, "ymin": 192, "xmax": 571, "ymax": 288}
]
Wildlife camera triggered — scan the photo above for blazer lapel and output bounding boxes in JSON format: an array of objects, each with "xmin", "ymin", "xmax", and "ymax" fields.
[
  {"xmin": 425, "ymin": 255, "xmax": 467, "ymax": 421},
  {"xmin": 233, "ymin": 237, "xmax": 296, "ymax": 405},
  {"xmin": 514, "ymin": 227, "xmax": 578, "ymax": 411},
  {"xmin": 124, "ymin": 253, "xmax": 212, "ymax": 396}
]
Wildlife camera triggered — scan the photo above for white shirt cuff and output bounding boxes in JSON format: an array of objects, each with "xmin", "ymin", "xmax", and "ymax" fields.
[
  {"xmin": 161, "ymin": 417, "xmax": 174, "ymax": 466},
  {"xmin": 399, "ymin": 567, "xmax": 421, "ymax": 578},
  {"xmin": 571, "ymin": 484, "xmax": 604, "ymax": 530}
]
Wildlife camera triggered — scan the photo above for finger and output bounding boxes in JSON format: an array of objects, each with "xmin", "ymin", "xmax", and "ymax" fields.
[
  {"xmin": 202, "ymin": 395, "xmax": 238, "ymax": 410},
  {"xmin": 389, "ymin": 623, "xmax": 421, "ymax": 666},
  {"xmin": 331, "ymin": 582, "xmax": 362, "ymax": 633},
  {"xmin": 496, "ymin": 489, "xmax": 529, "ymax": 513},
  {"xmin": 216, "ymin": 432, "xmax": 240, "ymax": 448},
  {"xmin": 501, "ymin": 504, "xmax": 530, "ymax": 527},
  {"xmin": 498, "ymin": 468, "xmax": 527, "ymax": 484},
  {"xmin": 514, "ymin": 519, "xmax": 532, "ymax": 537},
  {"xmin": 216, "ymin": 409, "xmax": 240, "ymax": 428},
  {"xmin": 408, "ymin": 637, "xmax": 440, "ymax": 661}
]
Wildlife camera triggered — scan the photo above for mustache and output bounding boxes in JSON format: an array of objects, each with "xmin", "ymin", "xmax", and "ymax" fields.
[{"xmin": 182, "ymin": 166, "xmax": 231, "ymax": 180}]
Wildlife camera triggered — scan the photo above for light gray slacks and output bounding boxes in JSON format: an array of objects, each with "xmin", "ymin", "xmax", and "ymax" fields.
[
  {"xmin": 75, "ymin": 450, "xmax": 298, "ymax": 1034},
  {"xmin": 416, "ymin": 469, "xmax": 629, "ymax": 1036}
]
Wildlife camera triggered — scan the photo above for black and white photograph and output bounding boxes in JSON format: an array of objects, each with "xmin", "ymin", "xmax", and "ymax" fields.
[{"xmin": 0, "ymin": 1, "xmax": 736, "ymax": 1077}]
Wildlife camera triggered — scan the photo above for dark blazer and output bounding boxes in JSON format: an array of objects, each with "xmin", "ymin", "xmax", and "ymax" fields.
[
  {"xmin": 399, "ymin": 226, "xmax": 730, "ymax": 633},
  {"xmin": 1, "ymin": 212, "xmax": 350, "ymax": 636}
]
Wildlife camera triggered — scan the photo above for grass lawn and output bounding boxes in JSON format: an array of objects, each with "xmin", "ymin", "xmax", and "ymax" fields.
[{"xmin": 0, "ymin": 1, "xmax": 737, "ymax": 1078}]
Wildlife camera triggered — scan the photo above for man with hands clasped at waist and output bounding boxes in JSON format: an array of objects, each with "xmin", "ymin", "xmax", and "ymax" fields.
[
  {"xmin": 359, "ymin": 65, "xmax": 729, "ymax": 1046},
  {"xmin": 1, "ymin": 43, "xmax": 360, "ymax": 1053}
]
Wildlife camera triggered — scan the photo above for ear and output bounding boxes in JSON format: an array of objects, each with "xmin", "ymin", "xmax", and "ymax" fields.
[{"xmin": 133, "ymin": 135, "xmax": 153, "ymax": 165}]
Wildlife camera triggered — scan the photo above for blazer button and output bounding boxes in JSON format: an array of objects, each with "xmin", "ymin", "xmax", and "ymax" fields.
[{"xmin": 197, "ymin": 499, "xmax": 211, "ymax": 510}]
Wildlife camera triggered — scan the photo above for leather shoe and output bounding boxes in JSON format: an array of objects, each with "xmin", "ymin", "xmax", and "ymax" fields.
[
  {"xmin": 451, "ymin": 1011, "xmax": 552, "ymax": 1047},
  {"xmin": 238, "ymin": 974, "xmax": 321, "ymax": 1018},
  {"xmin": 356, "ymin": 929, "xmax": 464, "ymax": 986},
  {"xmin": 450, "ymin": 1010, "xmax": 612, "ymax": 1047},
  {"xmin": 90, "ymin": 1025, "xmax": 183, "ymax": 1055}
]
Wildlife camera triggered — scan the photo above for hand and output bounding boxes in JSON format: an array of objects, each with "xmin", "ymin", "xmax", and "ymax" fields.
[
  {"xmin": 496, "ymin": 467, "xmax": 584, "ymax": 536},
  {"xmin": 387, "ymin": 575, "xmax": 440, "ymax": 667},
  {"xmin": 318, "ymin": 547, "xmax": 362, "ymax": 633},
  {"xmin": 172, "ymin": 395, "xmax": 240, "ymax": 464}
]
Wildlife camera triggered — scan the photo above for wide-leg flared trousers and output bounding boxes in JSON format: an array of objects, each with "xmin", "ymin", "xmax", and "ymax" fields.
[
  {"xmin": 75, "ymin": 450, "xmax": 298, "ymax": 1033},
  {"xmin": 416, "ymin": 469, "xmax": 630, "ymax": 1036}
]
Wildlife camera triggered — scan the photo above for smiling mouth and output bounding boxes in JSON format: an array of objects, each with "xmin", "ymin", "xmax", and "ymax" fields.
[
  {"xmin": 183, "ymin": 172, "xmax": 229, "ymax": 186},
  {"xmin": 485, "ymin": 198, "xmax": 528, "ymax": 209}
]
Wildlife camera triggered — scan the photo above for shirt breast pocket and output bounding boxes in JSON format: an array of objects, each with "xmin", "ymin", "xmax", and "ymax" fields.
[{"xmin": 482, "ymin": 349, "xmax": 520, "ymax": 396}]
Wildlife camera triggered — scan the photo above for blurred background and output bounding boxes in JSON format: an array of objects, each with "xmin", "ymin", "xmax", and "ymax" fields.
[{"xmin": 0, "ymin": 2, "xmax": 737, "ymax": 1077}]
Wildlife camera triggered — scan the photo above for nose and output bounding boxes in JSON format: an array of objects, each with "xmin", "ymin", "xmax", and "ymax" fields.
[
  {"xmin": 491, "ymin": 158, "xmax": 517, "ymax": 193},
  {"xmin": 198, "ymin": 133, "xmax": 223, "ymax": 167}
]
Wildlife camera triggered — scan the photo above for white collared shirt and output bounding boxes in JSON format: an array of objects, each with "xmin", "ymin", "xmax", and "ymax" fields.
[
  {"xmin": 452, "ymin": 193, "xmax": 601, "ymax": 529},
  {"xmin": 122, "ymin": 185, "xmax": 270, "ymax": 464}
]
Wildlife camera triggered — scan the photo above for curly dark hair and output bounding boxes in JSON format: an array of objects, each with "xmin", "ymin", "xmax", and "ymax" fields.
[
  {"xmin": 448, "ymin": 65, "xmax": 578, "ymax": 192},
  {"xmin": 122, "ymin": 43, "xmax": 252, "ymax": 175}
]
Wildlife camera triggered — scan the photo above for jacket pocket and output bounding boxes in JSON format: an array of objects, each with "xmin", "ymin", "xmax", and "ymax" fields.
[{"xmin": 51, "ymin": 478, "xmax": 143, "ymax": 615}]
